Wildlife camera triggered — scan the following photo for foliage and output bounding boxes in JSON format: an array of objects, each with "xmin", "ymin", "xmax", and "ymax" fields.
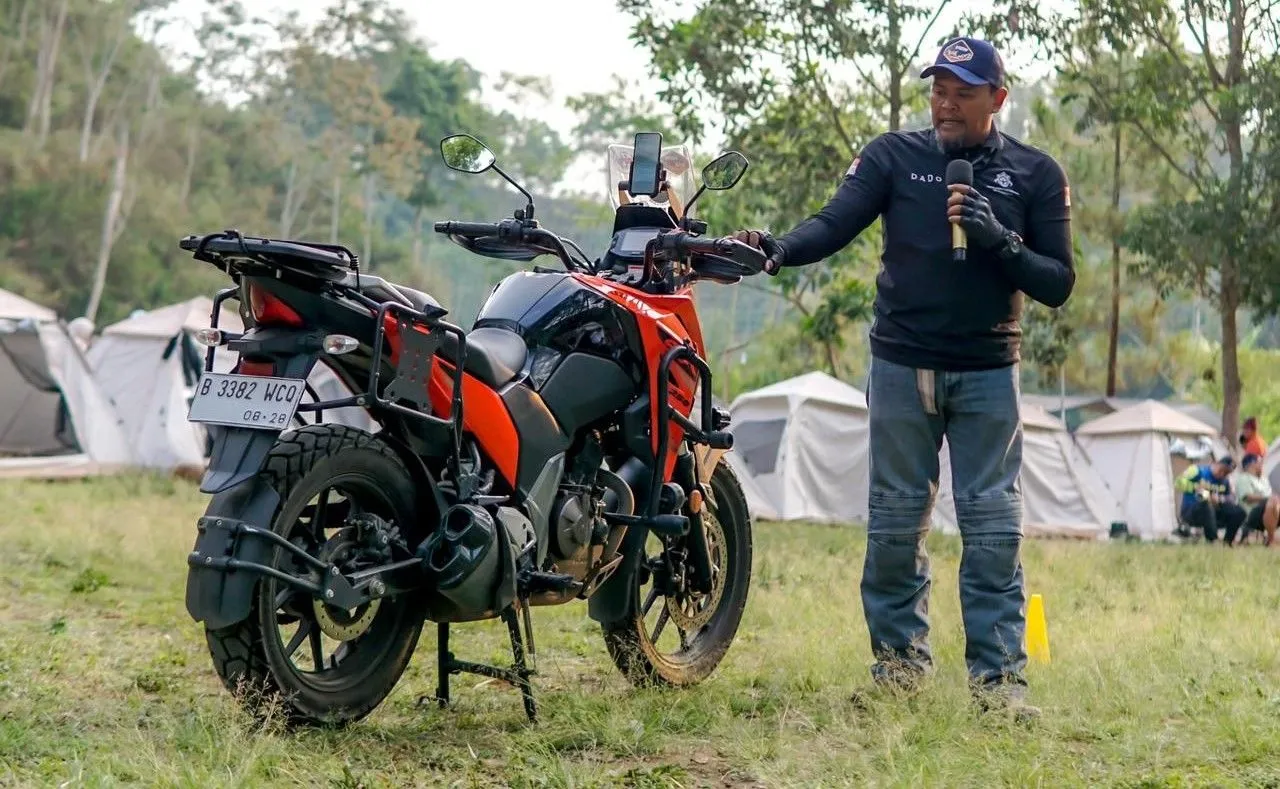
[{"xmin": 0, "ymin": 0, "xmax": 582, "ymax": 325}]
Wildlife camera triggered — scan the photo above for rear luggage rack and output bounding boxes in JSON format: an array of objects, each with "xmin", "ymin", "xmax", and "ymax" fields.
[
  {"xmin": 198, "ymin": 281, "xmax": 471, "ymax": 497},
  {"xmin": 181, "ymin": 229, "xmax": 360, "ymax": 285}
]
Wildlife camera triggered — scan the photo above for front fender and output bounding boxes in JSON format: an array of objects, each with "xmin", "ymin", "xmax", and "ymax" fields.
[
  {"xmin": 587, "ymin": 524, "xmax": 649, "ymax": 627},
  {"xmin": 185, "ymin": 463, "xmax": 281, "ymax": 629}
]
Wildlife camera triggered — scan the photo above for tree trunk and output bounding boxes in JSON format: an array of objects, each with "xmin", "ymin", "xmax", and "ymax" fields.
[
  {"xmin": 85, "ymin": 124, "xmax": 130, "ymax": 323},
  {"xmin": 279, "ymin": 160, "xmax": 299, "ymax": 237},
  {"xmin": 1105, "ymin": 123, "xmax": 1123, "ymax": 396},
  {"xmin": 330, "ymin": 172, "xmax": 342, "ymax": 245},
  {"xmin": 35, "ymin": 0, "xmax": 69, "ymax": 147},
  {"xmin": 362, "ymin": 171, "xmax": 375, "ymax": 271},
  {"xmin": 1220, "ymin": 274, "xmax": 1242, "ymax": 448},
  {"xmin": 411, "ymin": 205, "xmax": 423, "ymax": 269},
  {"xmin": 78, "ymin": 22, "xmax": 128, "ymax": 163},
  {"xmin": 1218, "ymin": 0, "xmax": 1246, "ymax": 448},
  {"xmin": 0, "ymin": 0, "xmax": 32, "ymax": 88},
  {"xmin": 887, "ymin": 0, "xmax": 902, "ymax": 131},
  {"xmin": 179, "ymin": 122, "xmax": 199, "ymax": 212}
]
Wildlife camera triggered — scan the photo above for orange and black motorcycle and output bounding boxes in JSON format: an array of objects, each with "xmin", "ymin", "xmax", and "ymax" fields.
[{"xmin": 180, "ymin": 131, "xmax": 766, "ymax": 725}]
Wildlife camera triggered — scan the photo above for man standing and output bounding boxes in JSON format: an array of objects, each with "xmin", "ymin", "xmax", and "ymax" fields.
[{"xmin": 735, "ymin": 37, "xmax": 1074, "ymax": 718}]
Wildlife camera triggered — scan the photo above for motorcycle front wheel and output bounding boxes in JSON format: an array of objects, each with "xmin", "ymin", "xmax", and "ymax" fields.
[
  {"xmin": 204, "ymin": 425, "xmax": 425, "ymax": 726},
  {"xmin": 602, "ymin": 458, "xmax": 753, "ymax": 686}
]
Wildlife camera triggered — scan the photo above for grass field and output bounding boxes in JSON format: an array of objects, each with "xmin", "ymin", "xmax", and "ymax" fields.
[{"xmin": 3, "ymin": 474, "xmax": 1280, "ymax": 788}]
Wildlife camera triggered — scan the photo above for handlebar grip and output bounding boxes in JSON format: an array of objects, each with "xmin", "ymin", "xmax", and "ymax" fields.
[{"xmin": 433, "ymin": 221, "xmax": 502, "ymax": 237}]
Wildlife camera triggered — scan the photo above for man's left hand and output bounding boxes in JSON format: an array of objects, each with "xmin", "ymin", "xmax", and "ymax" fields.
[{"xmin": 947, "ymin": 185, "xmax": 1007, "ymax": 250}]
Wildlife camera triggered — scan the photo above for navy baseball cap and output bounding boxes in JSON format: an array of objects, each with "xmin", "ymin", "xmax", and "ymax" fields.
[{"xmin": 921, "ymin": 37, "xmax": 1006, "ymax": 89}]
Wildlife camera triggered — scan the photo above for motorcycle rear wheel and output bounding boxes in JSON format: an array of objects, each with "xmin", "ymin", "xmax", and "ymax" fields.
[
  {"xmin": 204, "ymin": 425, "xmax": 425, "ymax": 726},
  {"xmin": 602, "ymin": 458, "xmax": 753, "ymax": 686}
]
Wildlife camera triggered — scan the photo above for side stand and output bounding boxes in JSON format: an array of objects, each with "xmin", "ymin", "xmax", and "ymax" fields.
[{"xmin": 430, "ymin": 604, "xmax": 538, "ymax": 722}]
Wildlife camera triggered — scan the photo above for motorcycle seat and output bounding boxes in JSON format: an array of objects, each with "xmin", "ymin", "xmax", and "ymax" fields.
[{"xmin": 439, "ymin": 327, "xmax": 528, "ymax": 389}]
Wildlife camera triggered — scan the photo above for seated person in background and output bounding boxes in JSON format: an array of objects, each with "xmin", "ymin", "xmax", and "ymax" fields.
[
  {"xmin": 1234, "ymin": 453, "xmax": 1280, "ymax": 547},
  {"xmin": 1240, "ymin": 416, "xmax": 1267, "ymax": 458},
  {"xmin": 1176, "ymin": 456, "xmax": 1247, "ymax": 545}
]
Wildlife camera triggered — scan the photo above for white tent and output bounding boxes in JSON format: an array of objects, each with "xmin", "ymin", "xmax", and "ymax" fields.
[
  {"xmin": 932, "ymin": 404, "xmax": 1122, "ymax": 539},
  {"xmin": 1075, "ymin": 400, "xmax": 1219, "ymax": 540},
  {"xmin": 727, "ymin": 371, "xmax": 869, "ymax": 523},
  {"xmin": 89, "ymin": 296, "xmax": 374, "ymax": 470},
  {"xmin": 729, "ymin": 371, "xmax": 1126, "ymax": 536},
  {"xmin": 1265, "ymin": 436, "xmax": 1280, "ymax": 492},
  {"xmin": 0, "ymin": 288, "xmax": 130, "ymax": 477}
]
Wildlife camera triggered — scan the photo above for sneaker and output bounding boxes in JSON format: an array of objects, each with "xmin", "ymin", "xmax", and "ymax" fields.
[
  {"xmin": 849, "ymin": 668, "xmax": 928, "ymax": 711},
  {"xmin": 973, "ymin": 683, "xmax": 1041, "ymax": 724}
]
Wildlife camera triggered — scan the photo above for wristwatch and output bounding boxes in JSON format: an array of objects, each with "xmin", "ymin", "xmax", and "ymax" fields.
[{"xmin": 996, "ymin": 231, "xmax": 1023, "ymax": 261}]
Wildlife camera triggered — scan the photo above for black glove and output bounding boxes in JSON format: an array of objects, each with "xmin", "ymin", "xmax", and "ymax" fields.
[
  {"xmin": 957, "ymin": 188, "xmax": 1008, "ymax": 250},
  {"xmin": 732, "ymin": 229, "xmax": 786, "ymax": 275}
]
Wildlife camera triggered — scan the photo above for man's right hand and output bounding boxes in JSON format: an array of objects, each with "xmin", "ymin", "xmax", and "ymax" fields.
[{"xmin": 732, "ymin": 229, "xmax": 785, "ymax": 275}]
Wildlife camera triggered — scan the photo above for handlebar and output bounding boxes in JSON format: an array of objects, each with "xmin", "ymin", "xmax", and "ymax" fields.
[
  {"xmin": 433, "ymin": 221, "xmax": 503, "ymax": 237},
  {"xmin": 658, "ymin": 232, "xmax": 769, "ymax": 277}
]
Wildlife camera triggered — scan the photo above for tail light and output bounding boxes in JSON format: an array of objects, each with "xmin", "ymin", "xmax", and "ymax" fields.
[
  {"xmin": 237, "ymin": 360, "xmax": 275, "ymax": 376},
  {"xmin": 246, "ymin": 281, "xmax": 303, "ymax": 327}
]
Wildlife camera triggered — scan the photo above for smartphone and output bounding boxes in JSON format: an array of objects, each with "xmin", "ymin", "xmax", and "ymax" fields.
[{"xmin": 628, "ymin": 132, "xmax": 663, "ymax": 196}]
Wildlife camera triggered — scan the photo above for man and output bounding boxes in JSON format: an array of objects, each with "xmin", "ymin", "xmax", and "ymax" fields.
[
  {"xmin": 1240, "ymin": 416, "xmax": 1267, "ymax": 459},
  {"xmin": 1231, "ymin": 454, "xmax": 1278, "ymax": 546},
  {"xmin": 735, "ymin": 37, "xmax": 1074, "ymax": 719},
  {"xmin": 1176, "ymin": 456, "xmax": 1246, "ymax": 545}
]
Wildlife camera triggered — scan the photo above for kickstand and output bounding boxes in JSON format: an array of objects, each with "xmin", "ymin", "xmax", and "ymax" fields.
[{"xmin": 423, "ymin": 602, "xmax": 539, "ymax": 723}]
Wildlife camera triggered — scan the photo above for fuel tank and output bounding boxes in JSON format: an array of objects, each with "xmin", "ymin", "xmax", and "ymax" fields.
[{"xmin": 474, "ymin": 272, "xmax": 643, "ymax": 437}]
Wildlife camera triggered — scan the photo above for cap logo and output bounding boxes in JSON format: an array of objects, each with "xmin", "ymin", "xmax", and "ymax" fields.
[{"xmin": 942, "ymin": 40, "xmax": 974, "ymax": 63}]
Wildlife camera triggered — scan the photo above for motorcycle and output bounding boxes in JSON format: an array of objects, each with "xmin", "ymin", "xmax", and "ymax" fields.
[{"xmin": 179, "ymin": 130, "xmax": 767, "ymax": 726}]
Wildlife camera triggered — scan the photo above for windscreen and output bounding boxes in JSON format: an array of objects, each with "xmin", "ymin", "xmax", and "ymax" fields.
[{"xmin": 607, "ymin": 143, "xmax": 698, "ymax": 214}]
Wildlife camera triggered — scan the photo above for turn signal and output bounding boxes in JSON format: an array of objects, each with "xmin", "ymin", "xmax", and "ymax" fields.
[
  {"xmin": 323, "ymin": 334, "xmax": 360, "ymax": 355},
  {"xmin": 193, "ymin": 328, "xmax": 224, "ymax": 347}
]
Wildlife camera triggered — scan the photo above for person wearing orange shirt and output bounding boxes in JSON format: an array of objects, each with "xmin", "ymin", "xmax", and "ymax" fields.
[{"xmin": 1241, "ymin": 416, "xmax": 1267, "ymax": 458}]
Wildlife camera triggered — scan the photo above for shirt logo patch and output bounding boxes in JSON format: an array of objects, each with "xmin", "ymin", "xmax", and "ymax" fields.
[
  {"xmin": 942, "ymin": 41, "xmax": 974, "ymax": 63},
  {"xmin": 989, "ymin": 170, "xmax": 1019, "ymax": 196}
]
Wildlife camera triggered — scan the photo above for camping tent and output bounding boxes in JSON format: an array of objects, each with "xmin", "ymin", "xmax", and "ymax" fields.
[
  {"xmin": 1022, "ymin": 393, "xmax": 1222, "ymax": 434},
  {"xmin": 1075, "ymin": 400, "xmax": 1219, "ymax": 540},
  {"xmin": 89, "ymin": 296, "xmax": 374, "ymax": 470},
  {"xmin": 727, "ymin": 371, "xmax": 869, "ymax": 523},
  {"xmin": 0, "ymin": 288, "xmax": 130, "ymax": 476},
  {"xmin": 1265, "ymin": 436, "xmax": 1280, "ymax": 491},
  {"xmin": 729, "ymin": 372, "xmax": 1128, "ymax": 536},
  {"xmin": 932, "ymin": 404, "xmax": 1122, "ymax": 539}
]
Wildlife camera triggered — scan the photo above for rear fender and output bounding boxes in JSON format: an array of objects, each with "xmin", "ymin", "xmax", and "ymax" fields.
[{"xmin": 185, "ymin": 475, "xmax": 281, "ymax": 629}]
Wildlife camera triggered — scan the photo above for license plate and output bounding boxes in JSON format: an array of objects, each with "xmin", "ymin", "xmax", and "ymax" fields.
[{"xmin": 188, "ymin": 373, "xmax": 307, "ymax": 430}]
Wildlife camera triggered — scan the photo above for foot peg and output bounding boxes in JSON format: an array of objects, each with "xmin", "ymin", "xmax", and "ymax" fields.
[{"xmin": 525, "ymin": 570, "xmax": 577, "ymax": 594}]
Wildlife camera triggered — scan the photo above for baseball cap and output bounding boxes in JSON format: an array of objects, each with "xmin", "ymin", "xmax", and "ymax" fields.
[
  {"xmin": 1216, "ymin": 455, "xmax": 1236, "ymax": 469},
  {"xmin": 1243, "ymin": 453, "xmax": 1262, "ymax": 468},
  {"xmin": 921, "ymin": 37, "xmax": 1006, "ymax": 89}
]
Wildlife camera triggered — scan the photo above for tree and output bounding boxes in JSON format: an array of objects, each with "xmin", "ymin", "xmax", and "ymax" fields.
[{"xmin": 619, "ymin": 0, "xmax": 954, "ymax": 379}]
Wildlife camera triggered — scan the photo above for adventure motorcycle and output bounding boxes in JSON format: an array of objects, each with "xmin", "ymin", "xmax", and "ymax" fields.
[{"xmin": 179, "ymin": 131, "xmax": 767, "ymax": 726}]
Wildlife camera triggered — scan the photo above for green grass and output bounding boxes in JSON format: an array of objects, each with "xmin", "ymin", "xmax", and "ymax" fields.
[{"xmin": 3, "ymin": 474, "xmax": 1280, "ymax": 787}]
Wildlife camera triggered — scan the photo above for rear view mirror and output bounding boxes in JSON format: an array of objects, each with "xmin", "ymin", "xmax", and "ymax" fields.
[
  {"xmin": 701, "ymin": 151, "xmax": 748, "ymax": 190},
  {"xmin": 441, "ymin": 134, "xmax": 496, "ymax": 174}
]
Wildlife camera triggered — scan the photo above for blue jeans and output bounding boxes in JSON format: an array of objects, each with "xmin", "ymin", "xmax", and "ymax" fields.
[{"xmin": 862, "ymin": 356, "xmax": 1026, "ymax": 689}]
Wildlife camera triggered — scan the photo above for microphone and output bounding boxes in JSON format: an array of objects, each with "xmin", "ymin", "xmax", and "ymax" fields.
[{"xmin": 946, "ymin": 159, "xmax": 972, "ymax": 261}]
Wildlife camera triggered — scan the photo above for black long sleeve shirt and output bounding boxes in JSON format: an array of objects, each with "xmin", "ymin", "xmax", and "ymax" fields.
[{"xmin": 775, "ymin": 127, "xmax": 1075, "ymax": 371}]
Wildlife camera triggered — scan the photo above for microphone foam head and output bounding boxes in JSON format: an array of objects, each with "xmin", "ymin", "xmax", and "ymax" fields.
[{"xmin": 946, "ymin": 159, "xmax": 973, "ymax": 186}]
